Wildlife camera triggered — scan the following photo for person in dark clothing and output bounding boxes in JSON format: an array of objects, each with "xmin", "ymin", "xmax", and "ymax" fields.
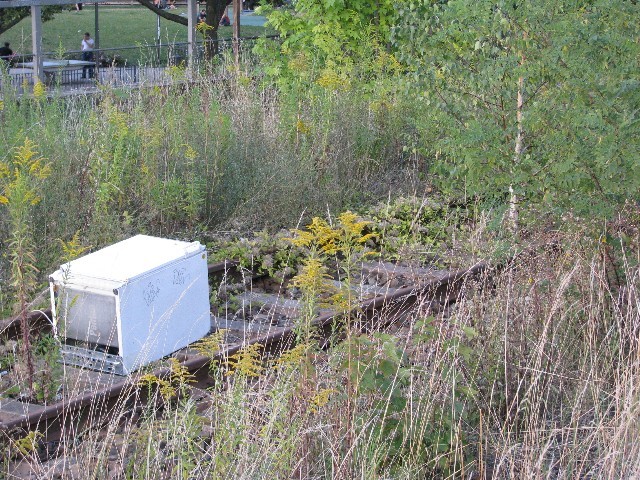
[{"xmin": 0, "ymin": 42, "xmax": 13, "ymax": 65}]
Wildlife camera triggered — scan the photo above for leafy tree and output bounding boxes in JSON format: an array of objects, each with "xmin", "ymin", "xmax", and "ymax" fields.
[
  {"xmin": 393, "ymin": 0, "xmax": 640, "ymax": 217},
  {"xmin": 257, "ymin": 0, "xmax": 398, "ymax": 84},
  {"xmin": 0, "ymin": 6, "xmax": 61, "ymax": 37}
]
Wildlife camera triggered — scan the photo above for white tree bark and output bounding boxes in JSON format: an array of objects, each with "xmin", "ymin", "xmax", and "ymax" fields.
[{"xmin": 509, "ymin": 49, "xmax": 525, "ymax": 233}]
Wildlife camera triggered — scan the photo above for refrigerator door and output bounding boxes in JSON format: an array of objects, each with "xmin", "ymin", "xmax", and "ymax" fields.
[
  {"xmin": 57, "ymin": 286, "xmax": 119, "ymax": 348},
  {"xmin": 117, "ymin": 248, "xmax": 210, "ymax": 373}
]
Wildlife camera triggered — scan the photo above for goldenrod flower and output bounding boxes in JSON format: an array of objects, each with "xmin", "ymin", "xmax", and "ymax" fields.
[
  {"xmin": 33, "ymin": 81, "xmax": 46, "ymax": 99},
  {"xmin": 316, "ymin": 69, "xmax": 349, "ymax": 90},
  {"xmin": 1, "ymin": 139, "xmax": 50, "ymax": 208},
  {"xmin": 227, "ymin": 343, "xmax": 264, "ymax": 377},
  {"xmin": 183, "ymin": 144, "xmax": 198, "ymax": 161},
  {"xmin": 296, "ymin": 119, "xmax": 311, "ymax": 135},
  {"xmin": 275, "ymin": 343, "xmax": 309, "ymax": 369},
  {"xmin": 310, "ymin": 388, "xmax": 336, "ymax": 413}
]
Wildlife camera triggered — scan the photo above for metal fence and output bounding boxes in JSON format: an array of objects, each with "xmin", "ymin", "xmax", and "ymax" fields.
[{"xmin": 0, "ymin": 35, "xmax": 277, "ymax": 95}]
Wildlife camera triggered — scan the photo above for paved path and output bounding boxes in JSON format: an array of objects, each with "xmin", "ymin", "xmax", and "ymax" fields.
[
  {"xmin": 176, "ymin": 9, "xmax": 266, "ymax": 26},
  {"xmin": 237, "ymin": 11, "xmax": 267, "ymax": 27}
]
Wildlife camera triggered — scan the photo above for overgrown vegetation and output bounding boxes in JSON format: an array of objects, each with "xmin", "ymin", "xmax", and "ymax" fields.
[
  {"xmin": 0, "ymin": 139, "xmax": 51, "ymax": 398},
  {"xmin": 1, "ymin": 0, "xmax": 639, "ymax": 477},
  {"xmin": 4, "ymin": 227, "xmax": 639, "ymax": 477},
  {"xmin": 393, "ymin": 0, "xmax": 640, "ymax": 218}
]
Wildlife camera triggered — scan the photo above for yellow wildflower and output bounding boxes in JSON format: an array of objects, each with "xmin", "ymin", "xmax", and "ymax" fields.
[
  {"xmin": 227, "ymin": 343, "xmax": 264, "ymax": 377},
  {"xmin": 33, "ymin": 80, "xmax": 46, "ymax": 99},
  {"xmin": 296, "ymin": 119, "xmax": 311, "ymax": 135},
  {"xmin": 309, "ymin": 388, "xmax": 336, "ymax": 413},
  {"xmin": 275, "ymin": 343, "xmax": 310, "ymax": 369},
  {"xmin": 316, "ymin": 69, "xmax": 349, "ymax": 90}
]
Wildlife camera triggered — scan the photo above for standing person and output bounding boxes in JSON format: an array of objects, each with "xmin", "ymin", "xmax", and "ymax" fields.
[
  {"xmin": 0, "ymin": 42, "xmax": 13, "ymax": 64},
  {"xmin": 81, "ymin": 32, "xmax": 94, "ymax": 79}
]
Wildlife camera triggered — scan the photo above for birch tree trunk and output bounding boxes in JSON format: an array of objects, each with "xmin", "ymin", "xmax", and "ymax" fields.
[{"xmin": 509, "ymin": 44, "xmax": 526, "ymax": 233}]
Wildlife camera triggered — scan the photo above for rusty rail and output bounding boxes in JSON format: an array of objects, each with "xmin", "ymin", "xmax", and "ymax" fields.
[{"xmin": 0, "ymin": 261, "xmax": 487, "ymax": 438}]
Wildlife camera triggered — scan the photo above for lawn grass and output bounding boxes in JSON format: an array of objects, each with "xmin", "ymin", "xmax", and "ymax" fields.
[{"xmin": 1, "ymin": 5, "xmax": 272, "ymax": 57}]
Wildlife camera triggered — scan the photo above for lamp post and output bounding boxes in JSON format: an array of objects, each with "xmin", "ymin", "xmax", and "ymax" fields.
[
  {"xmin": 232, "ymin": 0, "xmax": 240, "ymax": 66},
  {"xmin": 94, "ymin": 2, "xmax": 99, "ymax": 79},
  {"xmin": 187, "ymin": 0, "xmax": 197, "ymax": 74},
  {"xmin": 157, "ymin": 12, "xmax": 161, "ymax": 63},
  {"xmin": 30, "ymin": 5, "xmax": 43, "ymax": 83}
]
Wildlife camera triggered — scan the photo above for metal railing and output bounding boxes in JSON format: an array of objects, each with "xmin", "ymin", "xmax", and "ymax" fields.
[{"xmin": 0, "ymin": 35, "xmax": 278, "ymax": 94}]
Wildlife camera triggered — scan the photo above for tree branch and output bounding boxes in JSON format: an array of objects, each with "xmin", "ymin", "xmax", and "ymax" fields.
[{"xmin": 135, "ymin": 0, "xmax": 188, "ymax": 25}]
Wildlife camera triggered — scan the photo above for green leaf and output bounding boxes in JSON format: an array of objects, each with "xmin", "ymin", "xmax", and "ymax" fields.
[{"xmin": 462, "ymin": 326, "xmax": 479, "ymax": 340}]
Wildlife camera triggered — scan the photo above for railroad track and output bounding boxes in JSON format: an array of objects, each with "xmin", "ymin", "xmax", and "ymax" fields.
[{"xmin": 0, "ymin": 256, "xmax": 487, "ymax": 465}]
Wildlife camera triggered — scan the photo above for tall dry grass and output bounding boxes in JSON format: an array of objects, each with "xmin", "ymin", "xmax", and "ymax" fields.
[
  {"xmin": 2, "ymin": 55, "xmax": 639, "ymax": 479},
  {"xmin": 4, "ymin": 228, "xmax": 638, "ymax": 479},
  {"xmin": 0, "ymin": 66, "xmax": 422, "ymax": 315},
  {"xmin": 464, "ymin": 238, "xmax": 640, "ymax": 478}
]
